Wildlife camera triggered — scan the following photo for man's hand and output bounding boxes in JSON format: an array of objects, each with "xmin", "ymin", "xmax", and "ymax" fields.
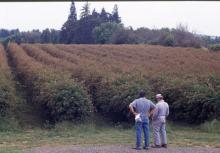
[
  {"xmin": 129, "ymin": 105, "xmax": 138, "ymax": 116},
  {"xmin": 133, "ymin": 112, "xmax": 138, "ymax": 116}
]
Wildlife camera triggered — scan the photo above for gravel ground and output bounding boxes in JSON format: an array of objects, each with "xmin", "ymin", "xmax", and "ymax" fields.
[{"xmin": 24, "ymin": 145, "xmax": 220, "ymax": 153}]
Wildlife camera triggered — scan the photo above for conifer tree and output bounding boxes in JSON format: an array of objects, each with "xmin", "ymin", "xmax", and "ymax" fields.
[
  {"xmin": 111, "ymin": 4, "xmax": 121, "ymax": 23},
  {"xmin": 80, "ymin": 2, "xmax": 90, "ymax": 19},
  {"xmin": 60, "ymin": 1, "xmax": 77, "ymax": 43},
  {"xmin": 100, "ymin": 8, "xmax": 109, "ymax": 22}
]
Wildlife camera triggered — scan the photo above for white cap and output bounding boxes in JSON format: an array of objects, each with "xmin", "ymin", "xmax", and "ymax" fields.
[{"xmin": 156, "ymin": 94, "xmax": 163, "ymax": 99}]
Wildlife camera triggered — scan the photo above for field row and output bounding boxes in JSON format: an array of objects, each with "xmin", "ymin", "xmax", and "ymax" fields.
[
  {"xmin": 54, "ymin": 44, "xmax": 220, "ymax": 78},
  {"xmin": 8, "ymin": 43, "xmax": 93, "ymax": 122},
  {"xmin": 2, "ymin": 43, "xmax": 220, "ymax": 125},
  {"xmin": 0, "ymin": 44, "xmax": 17, "ymax": 117}
]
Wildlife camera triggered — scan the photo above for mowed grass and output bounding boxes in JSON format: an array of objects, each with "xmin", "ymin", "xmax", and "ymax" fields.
[{"xmin": 0, "ymin": 120, "xmax": 219, "ymax": 152}]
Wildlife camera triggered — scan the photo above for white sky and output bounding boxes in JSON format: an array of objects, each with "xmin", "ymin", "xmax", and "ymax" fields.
[{"xmin": 0, "ymin": 1, "xmax": 220, "ymax": 36}]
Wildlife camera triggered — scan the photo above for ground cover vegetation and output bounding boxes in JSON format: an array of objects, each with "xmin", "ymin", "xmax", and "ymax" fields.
[{"xmin": 12, "ymin": 43, "xmax": 220, "ymax": 125}]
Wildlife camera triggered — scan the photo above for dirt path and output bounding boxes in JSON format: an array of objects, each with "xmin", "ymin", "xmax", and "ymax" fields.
[{"xmin": 24, "ymin": 145, "xmax": 220, "ymax": 153}]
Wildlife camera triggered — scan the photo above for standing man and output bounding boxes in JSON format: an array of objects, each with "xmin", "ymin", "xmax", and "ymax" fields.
[
  {"xmin": 152, "ymin": 94, "xmax": 169, "ymax": 148},
  {"xmin": 129, "ymin": 90, "xmax": 156, "ymax": 150}
]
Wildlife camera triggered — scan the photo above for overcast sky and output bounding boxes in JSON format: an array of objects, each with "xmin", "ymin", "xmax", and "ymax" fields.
[{"xmin": 0, "ymin": 1, "xmax": 220, "ymax": 36}]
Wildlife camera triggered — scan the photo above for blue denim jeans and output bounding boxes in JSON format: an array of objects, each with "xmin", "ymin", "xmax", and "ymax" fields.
[{"xmin": 135, "ymin": 121, "xmax": 150, "ymax": 149}]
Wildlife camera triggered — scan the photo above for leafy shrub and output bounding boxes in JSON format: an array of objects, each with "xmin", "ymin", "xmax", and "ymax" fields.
[
  {"xmin": 8, "ymin": 43, "xmax": 93, "ymax": 122},
  {"xmin": 74, "ymin": 69, "xmax": 155, "ymax": 122},
  {"xmin": 208, "ymin": 44, "xmax": 220, "ymax": 52},
  {"xmin": 150, "ymin": 76, "xmax": 220, "ymax": 124},
  {"xmin": 200, "ymin": 119, "xmax": 220, "ymax": 133},
  {"xmin": 93, "ymin": 22, "xmax": 123, "ymax": 44},
  {"xmin": 0, "ymin": 44, "xmax": 16, "ymax": 117},
  {"xmin": 163, "ymin": 34, "xmax": 175, "ymax": 46},
  {"xmin": 39, "ymin": 77, "xmax": 93, "ymax": 122},
  {"xmin": 95, "ymin": 74, "xmax": 153, "ymax": 123}
]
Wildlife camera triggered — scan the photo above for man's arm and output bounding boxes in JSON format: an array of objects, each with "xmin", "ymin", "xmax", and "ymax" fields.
[
  {"xmin": 152, "ymin": 107, "xmax": 158, "ymax": 120},
  {"xmin": 150, "ymin": 102, "xmax": 158, "ymax": 119},
  {"xmin": 129, "ymin": 103, "xmax": 138, "ymax": 116},
  {"xmin": 166, "ymin": 104, "xmax": 169, "ymax": 117},
  {"xmin": 149, "ymin": 108, "xmax": 156, "ymax": 117}
]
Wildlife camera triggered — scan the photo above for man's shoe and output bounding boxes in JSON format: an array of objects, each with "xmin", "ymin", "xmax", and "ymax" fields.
[
  {"xmin": 151, "ymin": 145, "xmax": 161, "ymax": 148},
  {"xmin": 161, "ymin": 144, "xmax": 167, "ymax": 148},
  {"xmin": 143, "ymin": 147, "xmax": 149, "ymax": 150},
  {"xmin": 132, "ymin": 147, "xmax": 141, "ymax": 150}
]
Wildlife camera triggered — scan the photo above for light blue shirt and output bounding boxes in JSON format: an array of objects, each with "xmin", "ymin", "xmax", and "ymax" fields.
[{"xmin": 130, "ymin": 97, "xmax": 156, "ymax": 122}]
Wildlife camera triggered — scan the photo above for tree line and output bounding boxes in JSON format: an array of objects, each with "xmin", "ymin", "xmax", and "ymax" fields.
[{"xmin": 0, "ymin": 1, "xmax": 220, "ymax": 48}]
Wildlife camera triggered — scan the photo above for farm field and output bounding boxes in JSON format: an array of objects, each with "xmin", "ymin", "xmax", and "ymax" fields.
[
  {"xmin": 17, "ymin": 43, "xmax": 220, "ymax": 124},
  {"xmin": 0, "ymin": 43, "xmax": 220, "ymax": 152}
]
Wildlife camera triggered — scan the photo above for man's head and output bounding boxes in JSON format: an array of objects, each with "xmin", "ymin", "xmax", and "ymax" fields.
[
  {"xmin": 156, "ymin": 94, "xmax": 163, "ymax": 101},
  {"xmin": 139, "ymin": 90, "xmax": 146, "ymax": 98}
]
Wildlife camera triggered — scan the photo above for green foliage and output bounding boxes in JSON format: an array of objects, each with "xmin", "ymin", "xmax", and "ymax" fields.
[
  {"xmin": 111, "ymin": 4, "xmax": 121, "ymax": 23},
  {"xmin": 26, "ymin": 69, "xmax": 93, "ymax": 123},
  {"xmin": 80, "ymin": 2, "xmax": 90, "ymax": 19},
  {"xmin": 0, "ymin": 84, "xmax": 10, "ymax": 117},
  {"xmin": 60, "ymin": 2, "xmax": 121, "ymax": 44},
  {"xmin": 93, "ymin": 22, "xmax": 123, "ymax": 44},
  {"xmin": 71, "ymin": 65, "xmax": 220, "ymax": 125},
  {"xmin": 8, "ymin": 44, "xmax": 93, "ymax": 123},
  {"xmin": 47, "ymin": 81, "xmax": 93, "ymax": 122},
  {"xmin": 95, "ymin": 74, "xmax": 153, "ymax": 123},
  {"xmin": 41, "ymin": 29, "xmax": 60, "ymax": 44},
  {"xmin": 208, "ymin": 44, "xmax": 220, "ymax": 52},
  {"xmin": 151, "ymin": 76, "xmax": 220, "ymax": 124},
  {"xmin": 110, "ymin": 28, "xmax": 138, "ymax": 44},
  {"xmin": 200, "ymin": 119, "xmax": 220, "ymax": 133},
  {"xmin": 60, "ymin": 1, "xmax": 77, "ymax": 44},
  {"xmin": 0, "ymin": 45, "xmax": 17, "ymax": 118},
  {"xmin": 163, "ymin": 34, "xmax": 175, "ymax": 46},
  {"xmin": 0, "ymin": 117, "xmax": 20, "ymax": 132},
  {"xmin": 201, "ymin": 35, "xmax": 220, "ymax": 47},
  {"xmin": 0, "ymin": 150, "xmax": 22, "ymax": 153}
]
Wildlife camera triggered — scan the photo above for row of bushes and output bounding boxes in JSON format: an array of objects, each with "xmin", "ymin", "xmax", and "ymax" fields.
[
  {"xmin": 94, "ymin": 74, "xmax": 154, "ymax": 123},
  {"xmin": 92, "ymin": 74, "xmax": 220, "ymax": 124},
  {"xmin": 67, "ymin": 61, "xmax": 220, "ymax": 125},
  {"xmin": 0, "ymin": 44, "xmax": 16, "ymax": 117},
  {"xmin": 20, "ymin": 44, "xmax": 152, "ymax": 123},
  {"xmin": 7, "ymin": 43, "xmax": 93, "ymax": 123},
  {"xmin": 70, "ymin": 66, "xmax": 220, "ymax": 124},
  {"xmin": 22, "ymin": 44, "xmax": 220, "ymax": 124},
  {"xmin": 150, "ymin": 75, "xmax": 220, "ymax": 124},
  {"xmin": 208, "ymin": 44, "xmax": 220, "ymax": 52}
]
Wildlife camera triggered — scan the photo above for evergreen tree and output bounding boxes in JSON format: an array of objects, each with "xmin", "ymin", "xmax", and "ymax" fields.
[
  {"xmin": 80, "ymin": 2, "xmax": 90, "ymax": 19},
  {"xmin": 100, "ymin": 8, "xmax": 109, "ymax": 23},
  {"xmin": 50, "ymin": 29, "xmax": 60, "ymax": 43},
  {"xmin": 111, "ymin": 4, "xmax": 121, "ymax": 23},
  {"xmin": 41, "ymin": 28, "xmax": 51, "ymax": 43},
  {"xmin": 60, "ymin": 1, "xmax": 77, "ymax": 43},
  {"xmin": 92, "ymin": 9, "xmax": 99, "ymax": 18}
]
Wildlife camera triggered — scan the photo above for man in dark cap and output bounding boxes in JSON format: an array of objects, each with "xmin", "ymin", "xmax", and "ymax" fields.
[{"xmin": 129, "ymin": 90, "xmax": 156, "ymax": 150}]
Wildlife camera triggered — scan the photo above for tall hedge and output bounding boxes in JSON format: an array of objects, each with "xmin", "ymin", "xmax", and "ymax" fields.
[
  {"xmin": 150, "ymin": 76, "xmax": 220, "ymax": 124},
  {"xmin": 94, "ymin": 74, "xmax": 154, "ymax": 123},
  {"xmin": 0, "ymin": 44, "xmax": 16, "ymax": 117},
  {"xmin": 8, "ymin": 43, "xmax": 93, "ymax": 122}
]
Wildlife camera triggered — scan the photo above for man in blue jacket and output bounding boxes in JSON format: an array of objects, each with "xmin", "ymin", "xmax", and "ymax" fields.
[{"xmin": 129, "ymin": 90, "xmax": 156, "ymax": 150}]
